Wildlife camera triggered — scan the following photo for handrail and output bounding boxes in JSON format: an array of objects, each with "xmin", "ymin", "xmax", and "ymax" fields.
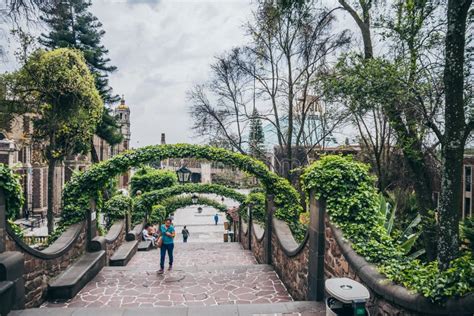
[
  {"xmin": 272, "ymin": 218, "xmax": 308, "ymax": 257},
  {"xmin": 252, "ymin": 221, "xmax": 265, "ymax": 242},
  {"xmin": 105, "ymin": 220, "xmax": 124, "ymax": 244},
  {"xmin": 6, "ymin": 222, "xmax": 85, "ymax": 260},
  {"xmin": 330, "ymin": 223, "xmax": 474, "ymax": 315},
  {"xmin": 241, "ymin": 220, "xmax": 249, "ymax": 236}
]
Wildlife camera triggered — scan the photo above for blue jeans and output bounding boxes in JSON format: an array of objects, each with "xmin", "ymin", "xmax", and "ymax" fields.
[{"xmin": 160, "ymin": 243, "xmax": 174, "ymax": 269}]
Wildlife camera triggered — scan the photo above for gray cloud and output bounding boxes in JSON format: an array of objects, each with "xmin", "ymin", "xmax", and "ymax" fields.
[{"xmin": 90, "ymin": 0, "xmax": 252, "ymax": 148}]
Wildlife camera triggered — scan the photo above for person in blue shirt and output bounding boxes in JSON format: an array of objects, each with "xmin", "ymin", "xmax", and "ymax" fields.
[
  {"xmin": 214, "ymin": 213, "xmax": 219, "ymax": 225},
  {"xmin": 157, "ymin": 218, "xmax": 175, "ymax": 274}
]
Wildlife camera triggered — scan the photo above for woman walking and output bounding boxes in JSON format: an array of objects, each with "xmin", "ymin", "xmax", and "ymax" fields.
[{"xmin": 158, "ymin": 218, "xmax": 175, "ymax": 274}]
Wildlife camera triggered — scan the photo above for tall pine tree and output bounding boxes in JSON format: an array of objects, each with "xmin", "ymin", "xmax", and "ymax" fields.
[
  {"xmin": 39, "ymin": 0, "xmax": 122, "ymax": 163},
  {"xmin": 40, "ymin": 0, "xmax": 118, "ymax": 103},
  {"xmin": 248, "ymin": 108, "xmax": 266, "ymax": 161}
]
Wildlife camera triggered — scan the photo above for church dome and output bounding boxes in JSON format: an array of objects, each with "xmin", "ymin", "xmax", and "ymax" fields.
[{"xmin": 117, "ymin": 95, "xmax": 129, "ymax": 110}]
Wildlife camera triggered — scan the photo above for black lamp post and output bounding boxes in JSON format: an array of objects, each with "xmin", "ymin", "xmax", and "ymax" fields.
[
  {"xmin": 191, "ymin": 194, "xmax": 198, "ymax": 204},
  {"xmin": 176, "ymin": 166, "xmax": 192, "ymax": 184}
]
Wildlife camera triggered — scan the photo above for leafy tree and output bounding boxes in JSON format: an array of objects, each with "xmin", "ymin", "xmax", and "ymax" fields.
[
  {"xmin": 248, "ymin": 108, "xmax": 266, "ymax": 161},
  {"xmin": 39, "ymin": 0, "xmax": 122, "ymax": 162},
  {"xmin": 8, "ymin": 48, "xmax": 103, "ymax": 234},
  {"xmin": 39, "ymin": 0, "xmax": 118, "ymax": 103}
]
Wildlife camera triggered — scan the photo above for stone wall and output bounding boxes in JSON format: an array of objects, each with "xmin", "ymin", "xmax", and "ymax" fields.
[
  {"xmin": 5, "ymin": 224, "xmax": 87, "ymax": 308},
  {"xmin": 250, "ymin": 222, "xmax": 265, "ymax": 264},
  {"xmin": 240, "ymin": 221, "xmax": 250, "ymax": 250},
  {"xmin": 105, "ymin": 220, "xmax": 126, "ymax": 262},
  {"xmin": 270, "ymin": 222, "xmax": 309, "ymax": 301}
]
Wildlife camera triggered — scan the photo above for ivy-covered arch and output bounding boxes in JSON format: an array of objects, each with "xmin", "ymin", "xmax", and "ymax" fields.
[
  {"xmin": 60, "ymin": 144, "xmax": 302, "ymax": 235},
  {"xmin": 134, "ymin": 183, "xmax": 246, "ymax": 217}
]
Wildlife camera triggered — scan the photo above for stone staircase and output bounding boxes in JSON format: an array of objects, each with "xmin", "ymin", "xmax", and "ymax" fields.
[{"xmin": 11, "ymin": 242, "xmax": 324, "ymax": 315}]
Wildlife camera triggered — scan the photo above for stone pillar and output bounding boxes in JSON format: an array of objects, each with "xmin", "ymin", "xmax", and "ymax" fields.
[
  {"xmin": 248, "ymin": 205, "xmax": 252, "ymax": 251},
  {"xmin": 307, "ymin": 189, "xmax": 326, "ymax": 301},
  {"xmin": 0, "ymin": 189, "xmax": 5, "ymax": 253},
  {"xmin": 264, "ymin": 195, "xmax": 275, "ymax": 265},
  {"xmin": 87, "ymin": 198, "xmax": 97, "ymax": 251}
]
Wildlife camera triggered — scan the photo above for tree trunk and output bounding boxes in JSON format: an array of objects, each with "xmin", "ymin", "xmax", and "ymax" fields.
[
  {"xmin": 90, "ymin": 138, "xmax": 99, "ymax": 164},
  {"xmin": 47, "ymin": 158, "xmax": 56, "ymax": 235},
  {"xmin": 438, "ymin": 0, "xmax": 471, "ymax": 269}
]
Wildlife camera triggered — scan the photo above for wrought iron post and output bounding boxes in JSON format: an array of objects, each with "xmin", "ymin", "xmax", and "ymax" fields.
[
  {"xmin": 308, "ymin": 189, "xmax": 326, "ymax": 301},
  {"xmin": 264, "ymin": 195, "xmax": 275, "ymax": 264}
]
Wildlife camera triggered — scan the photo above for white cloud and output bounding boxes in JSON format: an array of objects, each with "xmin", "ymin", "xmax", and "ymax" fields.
[{"xmin": 90, "ymin": 0, "xmax": 252, "ymax": 148}]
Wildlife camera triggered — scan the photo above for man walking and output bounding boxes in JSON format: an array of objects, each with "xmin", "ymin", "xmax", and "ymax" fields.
[
  {"xmin": 181, "ymin": 225, "xmax": 190, "ymax": 243},
  {"xmin": 158, "ymin": 218, "xmax": 175, "ymax": 274},
  {"xmin": 214, "ymin": 213, "xmax": 219, "ymax": 225}
]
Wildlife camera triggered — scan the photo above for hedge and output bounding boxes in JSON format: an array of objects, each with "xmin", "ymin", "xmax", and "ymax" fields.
[
  {"xmin": 301, "ymin": 155, "xmax": 473, "ymax": 302},
  {"xmin": 102, "ymin": 193, "xmax": 132, "ymax": 227},
  {"xmin": 0, "ymin": 163, "xmax": 24, "ymax": 219},
  {"xmin": 130, "ymin": 166, "xmax": 177, "ymax": 196}
]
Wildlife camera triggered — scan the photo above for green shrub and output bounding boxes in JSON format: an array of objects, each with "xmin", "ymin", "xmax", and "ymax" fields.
[
  {"xmin": 240, "ymin": 191, "xmax": 266, "ymax": 223},
  {"xmin": 0, "ymin": 163, "xmax": 24, "ymax": 219},
  {"xmin": 461, "ymin": 217, "xmax": 474, "ymax": 251},
  {"xmin": 102, "ymin": 194, "xmax": 132, "ymax": 227},
  {"xmin": 130, "ymin": 166, "xmax": 177, "ymax": 195},
  {"xmin": 302, "ymin": 155, "xmax": 473, "ymax": 302},
  {"xmin": 149, "ymin": 205, "xmax": 167, "ymax": 225}
]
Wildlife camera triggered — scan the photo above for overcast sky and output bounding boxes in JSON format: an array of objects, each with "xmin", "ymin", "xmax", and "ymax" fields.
[
  {"xmin": 89, "ymin": 0, "xmax": 253, "ymax": 148},
  {"xmin": 0, "ymin": 0, "xmax": 360, "ymax": 148}
]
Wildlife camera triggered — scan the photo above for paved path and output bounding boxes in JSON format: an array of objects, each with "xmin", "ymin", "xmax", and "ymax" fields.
[{"xmin": 36, "ymin": 197, "xmax": 325, "ymax": 315}]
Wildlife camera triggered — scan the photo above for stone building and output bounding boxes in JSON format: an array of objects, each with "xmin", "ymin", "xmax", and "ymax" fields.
[{"xmin": 0, "ymin": 96, "xmax": 131, "ymax": 219}]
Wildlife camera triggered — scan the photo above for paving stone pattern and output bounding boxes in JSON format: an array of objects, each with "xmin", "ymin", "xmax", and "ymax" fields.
[
  {"xmin": 39, "ymin": 203, "xmax": 325, "ymax": 314},
  {"xmin": 43, "ymin": 243, "xmax": 292, "ymax": 309}
]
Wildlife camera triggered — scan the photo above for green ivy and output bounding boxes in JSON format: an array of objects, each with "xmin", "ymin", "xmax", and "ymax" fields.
[
  {"xmin": 0, "ymin": 164, "xmax": 24, "ymax": 219},
  {"xmin": 102, "ymin": 194, "xmax": 132, "ymax": 227},
  {"xmin": 59, "ymin": 144, "xmax": 303, "ymax": 240},
  {"xmin": 130, "ymin": 166, "xmax": 177, "ymax": 196},
  {"xmin": 301, "ymin": 155, "xmax": 473, "ymax": 302}
]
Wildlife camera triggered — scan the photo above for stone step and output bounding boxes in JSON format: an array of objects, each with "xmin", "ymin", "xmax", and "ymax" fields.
[
  {"xmin": 42, "ymin": 264, "xmax": 292, "ymax": 308},
  {"xmin": 12, "ymin": 301, "xmax": 325, "ymax": 315},
  {"xmin": 109, "ymin": 240, "xmax": 138, "ymax": 266},
  {"xmin": 137, "ymin": 240, "xmax": 153, "ymax": 251},
  {"xmin": 48, "ymin": 251, "xmax": 106, "ymax": 300},
  {"xmin": 127, "ymin": 244, "xmax": 256, "ymax": 269}
]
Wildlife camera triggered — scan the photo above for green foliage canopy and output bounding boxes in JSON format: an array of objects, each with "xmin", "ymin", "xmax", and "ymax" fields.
[
  {"xmin": 130, "ymin": 166, "xmax": 178, "ymax": 196},
  {"xmin": 10, "ymin": 48, "xmax": 103, "ymax": 161}
]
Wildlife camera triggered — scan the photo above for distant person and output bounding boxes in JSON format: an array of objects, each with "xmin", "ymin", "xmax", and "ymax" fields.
[
  {"xmin": 142, "ymin": 223, "xmax": 156, "ymax": 246},
  {"xmin": 214, "ymin": 213, "xmax": 219, "ymax": 225},
  {"xmin": 181, "ymin": 225, "xmax": 190, "ymax": 243},
  {"xmin": 157, "ymin": 218, "xmax": 175, "ymax": 274}
]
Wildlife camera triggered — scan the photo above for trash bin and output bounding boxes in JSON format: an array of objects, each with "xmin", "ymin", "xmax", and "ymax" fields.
[
  {"xmin": 228, "ymin": 231, "xmax": 234, "ymax": 242},
  {"xmin": 223, "ymin": 231, "xmax": 229, "ymax": 242},
  {"xmin": 325, "ymin": 277, "xmax": 370, "ymax": 316}
]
